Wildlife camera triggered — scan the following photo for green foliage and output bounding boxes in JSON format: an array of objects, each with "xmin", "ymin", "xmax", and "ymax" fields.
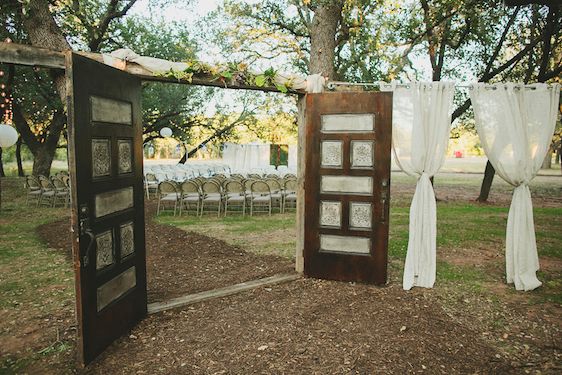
[
  {"xmin": 218, "ymin": 0, "xmax": 560, "ymax": 87},
  {"xmin": 157, "ymin": 60, "xmax": 295, "ymax": 93}
]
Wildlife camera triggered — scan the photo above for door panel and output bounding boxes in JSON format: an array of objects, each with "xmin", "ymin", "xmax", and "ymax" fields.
[
  {"xmin": 66, "ymin": 52, "xmax": 147, "ymax": 366},
  {"xmin": 304, "ymin": 92, "xmax": 392, "ymax": 284}
]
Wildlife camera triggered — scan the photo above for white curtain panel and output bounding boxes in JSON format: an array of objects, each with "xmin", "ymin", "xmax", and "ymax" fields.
[
  {"xmin": 222, "ymin": 143, "xmax": 236, "ymax": 168},
  {"xmin": 381, "ymin": 81, "xmax": 455, "ymax": 290},
  {"xmin": 288, "ymin": 144, "xmax": 298, "ymax": 169},
  {"xmin": 257, "ymin": 144, "xmax": 271, "ymax": 168},
  {"xmin": 470, "ymin": 83, "xmax": 560, "ymax": 291}
]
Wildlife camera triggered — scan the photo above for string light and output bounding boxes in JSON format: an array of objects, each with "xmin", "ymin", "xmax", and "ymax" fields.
[
  {"xmin": 0, "ymin": 67, "xmax": 13, "ymax": 125},
  {"xmin": 1, "ymin": 93, "xmax": 14, "ymax": 125}
]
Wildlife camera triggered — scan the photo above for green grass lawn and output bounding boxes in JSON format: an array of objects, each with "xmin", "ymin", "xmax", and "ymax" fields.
[
  {"xmin": 0, "ymin": 178, "xmax": 75, "ymax": 374},
  {"xmin": 157, "ymin": 198, "xmax": 562, "ymax": 304}
]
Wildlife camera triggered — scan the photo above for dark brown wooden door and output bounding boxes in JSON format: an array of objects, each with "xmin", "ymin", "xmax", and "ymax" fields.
[
  {"xmin": 66, "ymin": 52, "xmax": 147, "ymax": 366},
  {"xmin": 304, "ymin": 92, "xmax": 392, "ymax": 284}
]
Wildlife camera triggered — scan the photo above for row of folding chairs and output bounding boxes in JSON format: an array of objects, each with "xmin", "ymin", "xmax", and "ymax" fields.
[
  {"xmin": 144, "ymin": 172, "xmax": 297, "ymax": 199},
  {"xmin": 145, "ymin": 164, "xmax": 231, "ymax": 180},
  {"xmin": 24, "ymin": 174, "xmax": 71, "ymax": 208},
  {"xmin": 156, "ymin": 176, "xmax": 297, "ymax": 217}
]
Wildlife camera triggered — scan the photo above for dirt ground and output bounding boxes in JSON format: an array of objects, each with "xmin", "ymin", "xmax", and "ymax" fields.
[
  {"xmin": 84, "ymin": 280, "xmax": 516, "ymax": 374},
  {"xmin": 38, "ymin": 219, "xmax": 516, "ymax": 375},
  {"xmin": 2, "ymin": 173, "xmax": 555, "ymax": 374},
  {"xmin": 29, "ymin": 198, "xmax": 560, "ymax": 374},
  {"xmin": 38, "ymin": 204, "xmax": 294, "ymax": 303}
]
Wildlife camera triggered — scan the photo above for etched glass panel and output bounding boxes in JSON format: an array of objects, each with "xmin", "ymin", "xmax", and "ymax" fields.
[
  {"xmin": 118, "ymin": 140, "xmax": 133, "ymax": 174},
  {"xmin": 351, "ymin": 141, "xmax": 374, "ymax": 168},
  {"xmin": 320, "ymin": 201, "xmax": 341, "ymax": 228},
  {"xmin": 95, "ymin": 187, "xmax": 134, "ymax": 218},
  {"xmin": 92, "ymin": 139, "xmax": 111, "ymax": 177},
  {"xmin": 321, "ymin": 141, "xmax": 342, "ymax": 168},
  {"xmin": 350, "ymin": 202, "xmax": 372, "ymax": 229},
  {"xmin": 321, "ymin": 114, "xmax": 374, "ymax": 133},
  {"xmin": 96, "ymin": 230, "xmax": 114, "ymax": 270},
  {"xmin": 320, "ymin": 235, "xmax": 370, "ymax": 254},
  {"xmin": 120, "ymin": 222, "xmax": 135, "ymax": 258},
  {"xmin": 91, "ymin": 96, "xmax": 132, "ymax": 125},
  {"xmin": 321, "ymin": 176, "xmax": 373, "ymax": 195},
  {"xmin": 97, "ymin": 266, "xmax": 136, "ymax": 311}
]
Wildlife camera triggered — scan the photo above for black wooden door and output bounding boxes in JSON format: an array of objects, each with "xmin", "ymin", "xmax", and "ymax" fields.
[
  {"xmin": 304, "ymin": 92, "xmax": 392, "ymax": 284},
  {"xmin": 66, "ymin": 52, "xmax": 147, "ymax": 365}
]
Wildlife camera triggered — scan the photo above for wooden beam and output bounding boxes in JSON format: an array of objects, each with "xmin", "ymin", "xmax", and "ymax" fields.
[
  {"xmin": 0, "ymin": 42, "xmax": 305, "ymax": 95},
  {"xmin": 0, "ymin": 42, "xmax": 65, "ymax": 69},
  {"xmin": 147, "ymin": 273, "xmax": 300, "ymax": 314}
]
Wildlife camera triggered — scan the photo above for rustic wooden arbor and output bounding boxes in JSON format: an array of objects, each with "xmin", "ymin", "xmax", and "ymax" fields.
[{"xmin": 0, "ymin": 42, "xmax": 392, "ymax": 366}]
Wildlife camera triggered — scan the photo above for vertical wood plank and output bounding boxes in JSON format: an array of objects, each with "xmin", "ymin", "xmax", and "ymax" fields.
[{"xmin": 295, "ymin": 96, "xmax": 306, "ymax": 273}]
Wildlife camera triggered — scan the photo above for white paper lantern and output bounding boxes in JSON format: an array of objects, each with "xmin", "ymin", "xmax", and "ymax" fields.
[
  {"xmin": 0, "ymin": 124, "xmax": 18, "ymax": 148},
  {"xmin": 160, "ymin": 127, "xmax": 172, "ymax": 138}
]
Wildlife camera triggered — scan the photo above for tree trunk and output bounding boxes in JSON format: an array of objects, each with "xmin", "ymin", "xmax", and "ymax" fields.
[
  {"xmin": 476, "ymin": 160, "xmax": 495, "ymax": 202},
  {"xmin": 17, "ymin": 0, "xmax": 71, "ymax": 176},
  {"xmin": 15, "ymin": 137, "xmax": 24, "ymax": 176},
  {"xmin": 13, "ymin": 104, "xmax": 66, "ymax": 177},
  {"xmin": 555, "ymin": 147, "xmax": 560, "ymax": 164},
  {"xmin": 309, "ymin": 2, "xmax": 343, "ymax": 79},
  {"xmin": 0, "ymin": 148, "xmax": 5, "ymax": 177},
  {"xmin": 23, "ymin": 0, "xmax": 70, "ymax": 101},
  {"xmin": 32, "ymin": 144, "xmax": 57, "ymax": 176}
]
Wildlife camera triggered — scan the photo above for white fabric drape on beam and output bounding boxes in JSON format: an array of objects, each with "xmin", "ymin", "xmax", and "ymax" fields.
[
  {"xmin": 103, "ymin": 49, "xmax": 321, "ymax": 92},
  {"xmin": 469, "ymin": 83, "xmax": 560, "ymax": 291},
  {"xmin": 381, "ymin": 82, "xmax": 455, "ymax": 290}
]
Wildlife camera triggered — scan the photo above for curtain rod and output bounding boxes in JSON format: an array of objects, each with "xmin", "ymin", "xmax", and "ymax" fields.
[{"xmin": 326, "ymin": 81, "xmax": 561, "ymax": 91}]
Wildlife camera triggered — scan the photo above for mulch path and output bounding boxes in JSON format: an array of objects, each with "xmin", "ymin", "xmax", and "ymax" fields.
[
  {"xmin": 82, "ymin": 280, "xmax": 514, "ymax": 374},
  {"xmin": 37, "ymin": 203, "xmax": 294, "ymax": 302}
]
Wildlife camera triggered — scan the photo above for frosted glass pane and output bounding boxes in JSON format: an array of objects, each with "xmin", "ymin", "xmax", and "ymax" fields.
[
  {"xmin": 320, "ymin": 235, "xmax": 370, "ymax": 254},
  {"xmin": 321, "ymin": 176, "xmax": 372, "ymax": 195},
  {"xmin": 95, "ymin": 230, "xmax": 114, "ymax": 270},
  {"xmin": 118, "ymin": 139, "xmax": 133, "ymax": 174},
  {"xmin": 91, "ymin": 96, "xmax": 132, "ymax": 125},
  {"xmin": 92, "ymin": 139, "xmax": 111, "ymax": 177},
  {"xmin": 97, "ymin": 266, "xmax": 136, "ymax": 311},
  {"xmin": 321, "ymin": 114, "xmax": 374, "ymax": 133},
  {"xmin": 95, "ymin": 187, "xmax": 134, "ymax": 218},
  {"xmin": 320, "ymin": 201, "xmax": 341, "ymax": 227},
  {"xmin": 350, "ymin": 202, "xmax": 372, "ymax": 229},
  {"xmin": 351, "ymin": 141, "xmax": 374, "ymax": 168},
  {"xmin": 321, "ymin": 141, "xmax": 342, "ymax": 168},
  {"xmin": 120, "ymin": 222, "xmax": 135, "ymax": 258}
]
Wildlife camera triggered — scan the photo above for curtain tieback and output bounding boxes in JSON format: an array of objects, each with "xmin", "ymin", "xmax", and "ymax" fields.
[{"xmin": 418, "ymin": 173, "xmax": 431, "ymax": 182}]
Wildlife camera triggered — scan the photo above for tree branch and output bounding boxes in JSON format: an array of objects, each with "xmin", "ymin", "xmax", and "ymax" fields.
[
  {"xmin": 538, "ymin": 5, "xmax": 558, "ymax": 80},
  {"xmin": 89, "ymin": 0, "xmax": 138, "ymax": 52},
  {"xmin": 481, "ymin": 6, "xmax": 521, "ymax": 78}
]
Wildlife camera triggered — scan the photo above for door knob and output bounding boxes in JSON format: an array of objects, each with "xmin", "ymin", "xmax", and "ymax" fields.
[{"xmin": 79, "ymin": 204, "xmax": 96, "ymax": 267}]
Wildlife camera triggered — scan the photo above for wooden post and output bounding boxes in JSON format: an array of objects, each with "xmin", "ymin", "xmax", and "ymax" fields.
[{"xmin": 295, "ymin": 96, "xmax": 306, "ymax": 273}]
